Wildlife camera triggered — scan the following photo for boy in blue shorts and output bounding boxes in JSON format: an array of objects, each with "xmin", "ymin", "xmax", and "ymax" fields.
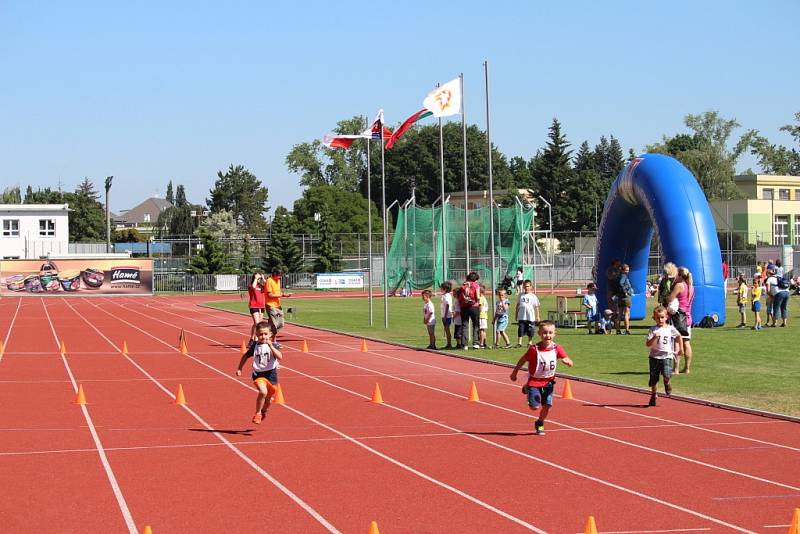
[
  {"xmin": 645, "ymin": 306, "xmax": 683, "ymax": 407},
  {"xmin": 510, "ymin": 320, "xmax": 574, "ymax": 435},
  {"xmin": 236, "ymin": 321, "xmax": 283, "ymax": 424}
]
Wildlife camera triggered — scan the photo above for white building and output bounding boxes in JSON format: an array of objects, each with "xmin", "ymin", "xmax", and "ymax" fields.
[{"xmin": 0, "ymin": 204, "xmax": 70, "ymax": 259}]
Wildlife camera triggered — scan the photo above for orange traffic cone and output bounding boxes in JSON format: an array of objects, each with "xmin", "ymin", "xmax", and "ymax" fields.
[
  {"xmin": 273, "ymin": 384, "xmax": 285, "ymax": 405},
  {"xmin": 371, "ymin": 383, "xmax": 383, "ymax": 404},
  {"xmin": 562, "ymin": 379, "xmax": 574, "ymax": 400},
  {"xmin": 240, "ymin": 340, "xmax": 247, "ymax": 355},
  {"xmin": 59, "ymin": 340, "xmax": 66, "ymax": 355},
  {"xmin": 142, "ymin": 527, "xmax": 153, "ymax": 534},
  {"xmin": 584, "ymin": 515, "xmax": 598, "ymax": 534},
  {"xmin": 180, "ymin": 339, "xmax": 188, "ymax": 355},
  {"xmin": 368, "ymin": 521, "xmax": 380, "ymax": 534},
  {"xmin": 0, "ymin": 340, "xmax": 5, "ymax": 356},
  {"xmin": 122, "ymin": 341, "xmax": 128, "ymax": 355},
  {"xmin": 360, "ymin": 339, "xmax": 369, "ymax": 352},
  {"xmin": 468, "ymin": 381, "xmax": 480, "ymax": 401},
  {"xmin": 789, "ymin": 508, "xmax": 800, "ymax": 534},
  {"xmin": 174, "ymin": 384, "xmax": 186, "ymax": 405},
  {"xmin": 302, "ymin": 340, "xmax": 309, "ymax": 353},
  {"xmin": 74, "ymin": 384, "xmax": 87, "ymax": 405},
  {"xmin": 178, "ymin": 328, "xmax": 185, "ymax": 347}
]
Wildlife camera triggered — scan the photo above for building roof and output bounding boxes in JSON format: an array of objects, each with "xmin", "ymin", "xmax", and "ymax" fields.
[
  {"xmin": 0, "ymin": 203, "xmax": 70, "ymax": 213},
  {"xmin": 112, "ymin": 197, "xmax": 173, "ymax": 225}
]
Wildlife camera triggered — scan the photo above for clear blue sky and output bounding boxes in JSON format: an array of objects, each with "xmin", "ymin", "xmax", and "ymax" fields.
[{"xmin": 1, "ymin": 1, "xmax": 798, "ymax": 213}]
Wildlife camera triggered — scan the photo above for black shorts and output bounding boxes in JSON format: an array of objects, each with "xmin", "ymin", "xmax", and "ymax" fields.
[
  {"xmin": 518, "ymin": 320, "xmax": 535, "ymax": 338},
  {"xmin": 249, "ymin": 307, "xmax": 265, "ymax": 315}
]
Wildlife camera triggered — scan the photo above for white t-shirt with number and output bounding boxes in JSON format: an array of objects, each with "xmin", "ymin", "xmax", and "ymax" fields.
[
  {"xmin": 647, "ymin": 325, "xmax": 681, "ymax": 360},
  {"xmin": 252, "ymin": 343, "xmax": 278, "ymax": 372},
  {"xmin": 517, "ymin": 293, "xmax": 540, "ymax": 321}
]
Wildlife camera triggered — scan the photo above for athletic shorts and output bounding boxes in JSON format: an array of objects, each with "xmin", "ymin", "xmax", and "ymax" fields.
[
  {"xmin": 479, "ymin": 318, "xmax": 487, "ymax": 330},
  {"xmin": 751, "ymin": 301, "xmax": 761, "ymax": 312},
  {"xmin": 249, "ymin": 307, "xmax": 265, "ymax": 315},
  {"xmin": 618, "ymin": 296, "xmax": 632, "ymax": 308},
  {"xmin": 649, "ymin": 357, "xmax": 673, "ymax": 386},
  {"xmin": 738, "ymin": 303, "xmax": 746, "ymax": 314},
  {"xmin": 267, "ymin": 307, "xmax": 284, "ymax": 333},
  {"xmin": 426, "ymin": 324, "xmax": 435, "ymax": 336},
  {"xmin": 681, "ymin": 326, "xmax": 692, "ymax": 341},
  {"xmin": 442, "ymin": 317, "xmax": 452, "ymax": 327},
  {"xmin": 252, "ymin": 368, "xmax": 278, "ymax": 389},
  {"xmin": 524, "ymin": 381, "xmax": 555, "ymax": 408},
  {"xmin": 495, "ymin": 316, "xmax": 508, "ymax": 332},
  {"xmin": 518, "ymin": 320, "xmax": 535, "ymax": 339}
]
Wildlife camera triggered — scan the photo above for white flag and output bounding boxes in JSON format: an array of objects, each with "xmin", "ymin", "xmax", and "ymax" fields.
[{"xmin": 423, "ymin": 78, "xmax": 461, "ymax": 117}]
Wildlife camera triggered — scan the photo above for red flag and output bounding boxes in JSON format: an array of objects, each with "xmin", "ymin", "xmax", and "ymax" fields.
[{"xmin": 385, "ymin": 109, "xmax": 433, "ymax": 149}]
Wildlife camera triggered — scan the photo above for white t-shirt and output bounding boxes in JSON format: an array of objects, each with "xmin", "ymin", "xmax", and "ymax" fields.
[
  {"xmin": 517, "ymin": 293, "xmax": 540, "ymax": 321},
  {"xmin": 423, "ymin": 300, "xmax": 435, "ymax": 325},
  {"xmin": 582, "ymin": 293, "xmax": 598, "ymax": 315},
  {"xmin": 766, "ymin": 275, "xmax": 779, "ymax": 296},
  {"xmin": 252, "ymin": 343, "xmax": 278, "ymax": 372},
  {"xmin": 647, "ymin": 325, "xmax": 680, "ymax": 360},
  {"xmin": 440, "ymin": 293, "xmax": 454, "ymax": 318}
]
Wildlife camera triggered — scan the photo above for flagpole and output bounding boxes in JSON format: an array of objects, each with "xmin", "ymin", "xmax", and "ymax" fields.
[
  {"xmin": 460, "ymin": 72, "xmax": 470, "ymax": 274},
  {"xmin": 366, "ymin": 130, "xmax": 374, "ymax": 326},
  {"xmin": 484, "ymin": 60, "xmax": 497, "ymax": 347},
  {"xmin": 438, "ymin": 90, "xmax": 447, "ymax": 284},
  {"xmin": 381, "ymin": 117, "xmax": 389, "ymax": 329}
]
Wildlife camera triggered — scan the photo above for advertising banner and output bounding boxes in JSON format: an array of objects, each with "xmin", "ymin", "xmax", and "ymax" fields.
[
  {"xmin": 315, "ymin": 272, "xmax": 364, "ymax": 289},
  {"xmin": 0, "ymin": 258, "xmax": 154, "ymax": 296}
]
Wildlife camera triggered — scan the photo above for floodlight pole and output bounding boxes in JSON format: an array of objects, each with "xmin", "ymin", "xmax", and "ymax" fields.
[
  {"xmin": 105, "ymin": 176, "xmax": 113, "ymax": 253},
  {"xmin": 484, "ymin": 60, "xmax": 496, "ymax": 346},
  {"xmin": 538, "ymin": 195, "xmax": 553, "ymax": 295}
]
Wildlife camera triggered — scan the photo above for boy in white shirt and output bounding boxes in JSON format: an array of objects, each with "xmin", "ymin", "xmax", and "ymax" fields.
[
  {"xmin": 439, "ymin": 281, "xmax": 454, "ymax": 349},
  {"xmin": 236, "ymin": 321, "xmax": 283, "ymax": 424},
  {"xmin": 582, "ymin": 282, "xmax": 599, "ymax": 333},
  {"xmin": 645, "ymin": 306, "xmax": 684, "ymax": 407},
  {"xmin": 515, "ymin": 280, "xmax": 540, "ymax": 347},
  {"xmin": 422, "ymin": 290, "xmax": 436, "ymax": 349}
]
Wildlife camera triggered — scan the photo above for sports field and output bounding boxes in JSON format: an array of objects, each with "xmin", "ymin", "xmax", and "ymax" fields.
[{"xmin": 211, "ymin": 292, "xmax": 800, "ymax": 417}]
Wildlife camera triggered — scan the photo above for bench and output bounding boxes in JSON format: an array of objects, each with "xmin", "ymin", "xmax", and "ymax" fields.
[{"xmin": 555, "ymin": 296, "xmax": 586, "ymax": 329}]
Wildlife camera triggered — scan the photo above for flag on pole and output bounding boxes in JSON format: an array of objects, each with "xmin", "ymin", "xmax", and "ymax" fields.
[
  {"xmin": 423, "ymin": 78, "xmax": 461, "ymax": 117},
  {"xmin": 322, "ymin": 109, "xmax": 391, "ymax": 149},
  {"xmin": 385, "ymin": 108, "xmax": 433, "ymax": 149}
]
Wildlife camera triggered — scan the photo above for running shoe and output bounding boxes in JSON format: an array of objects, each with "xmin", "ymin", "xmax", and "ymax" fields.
[
  {"xmin": 252, "ymin": 413, "xmax": 263, "ymax": 424},
  {"xmin": 648, "ymin": 394, "xmax": 657, "ymax": 407},
  {"xmin": 665, "ymin": 383, "xmax": 672, "ymax": 397},
  {"xmin": 534, "ymin": 420, "xmax": 545, "ymax": 435}
]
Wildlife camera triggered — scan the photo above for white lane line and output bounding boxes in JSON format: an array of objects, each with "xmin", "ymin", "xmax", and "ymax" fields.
[
  {"xmin": 81, "ymin": 299, "xmax": 548, "ymax": 532},
  {"xmin": 573, "ymin": 529, "xmax": 711, "ymax": 533},
  {"xmin": 135, "ymin": 297, "xmax": 800, "ymax": 493},
  {"xmin": 711, "ymin": 494, "xmax": 800, "ymax": 501},
  {"xmin": 0, "ymin": 297, "xmax": 22, "ymax": 361},
  {"xmin": 41, "ymin": 299, "xmax": 138, "ymax": 534},
  {"xmin": 60, "ymin": 298, "xmax": 341, "ymax": 534},
  {"xmin": 109, "ymin": 298, "xmax": 756, "ymax": 533}
]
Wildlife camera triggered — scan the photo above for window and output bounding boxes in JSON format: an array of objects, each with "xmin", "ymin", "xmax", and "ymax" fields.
[
  {"xmin": 2, "ymin": 219, "xmax": 20, "ymax": 237},
  {"xmin": 762, "ymin": 188, "xmax": 774, "ymax": 200},
  {"xmin": 144, "ymin": 213, "xmax": 151, "ymax": 223},
  {"xmin": 779, "ymin": 189, "xmax": 790, "ymax": 200},
  {"xmin": 795, "ymin": 189, "xmax": 800, "ymax": 200},
  {"xmin": 773, "ymin": 215, "xmax": 788, "ymax": 245},
  {"xmin": 795, "ymin": 218, "xmax": 800, "ymax": 245},
  {"xmin": 39, "ymin": 219, "xmax": 56, "ymax": 237}
]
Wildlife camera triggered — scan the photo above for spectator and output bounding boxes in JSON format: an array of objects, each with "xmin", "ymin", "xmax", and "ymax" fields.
[
  {"xmin": 616, "ymin": 264, "xmax": 634, "ymax": 335},
  {"xmin": 667, "ymin": 267, "xmax": 695, "ymax": 374},
  {"xmin": 458, "ymin": 272, "xmax": 482, "ymax": 349}
]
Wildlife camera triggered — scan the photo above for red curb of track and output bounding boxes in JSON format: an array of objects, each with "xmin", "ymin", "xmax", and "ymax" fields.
[{"xmin": 200, "ymin": 302, "xmax": 800, "ymax": 425}]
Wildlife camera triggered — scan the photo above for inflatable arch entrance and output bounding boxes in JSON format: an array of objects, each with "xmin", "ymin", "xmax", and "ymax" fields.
[{"xmin": 595, "ymin": 154, "xmax": 726, "ymax": 325}]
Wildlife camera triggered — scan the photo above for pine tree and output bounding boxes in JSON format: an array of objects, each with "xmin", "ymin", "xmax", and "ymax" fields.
[
  {"xmin": 187, "ymin": 228, "xmax": 234, "ymax": 274},
  {"xmin": 312, "ymin": 209, "xmax": 340, "ymax": 273},
  {"xmin": 68, "ymin": 178, "xmax": 105, "ymax": 242},
  {"xmin": 264, "ymin": 207, "xmax": 304, "ymax": 273},
  {"xmin": 175, "ymin": 184, "xmax": 187, "ymax": 208},
  {"xmin": 166, "ymin": 181, "xmax": 174, "ymax": 205},
  {"xmin": 534, "ymin": 118, "xmax": 575, "ymax": 234}
]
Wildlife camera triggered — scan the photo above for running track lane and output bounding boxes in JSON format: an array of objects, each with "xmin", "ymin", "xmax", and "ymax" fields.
[{"xmin": 109, "ymin": 296, "xmax": 800, "ymax": 531}]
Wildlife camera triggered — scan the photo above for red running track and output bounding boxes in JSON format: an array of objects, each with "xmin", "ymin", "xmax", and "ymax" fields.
[{"xmin": 0, "ymin": 295, "xmax": 798, "ymax": 533}]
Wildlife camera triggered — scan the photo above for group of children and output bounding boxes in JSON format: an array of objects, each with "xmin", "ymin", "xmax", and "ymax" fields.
[
  {"xmin": 422, "ymin": 279, "xmax": 545, "ymax": 351},
  {"xmin": 734, "ymin": 273, "xmax": 765, "ymax": 330}
]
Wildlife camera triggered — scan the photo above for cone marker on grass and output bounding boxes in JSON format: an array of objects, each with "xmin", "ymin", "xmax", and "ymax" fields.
[
  {"xmin": 368, "ymin": 521, "xmax": 380, "ymax": 534},
  {"xmin": 468, "ymin": 381, "xmax": 480, "ymax": 401},
  {"xmin": 371, "ymin": 383, "xmax": 383, "ymax": 404},
  {"xmin": 74, "ymin": 384, "xmax": 87, "ymax": 405},
  {"xmin": 174, "ymin": 384, "xmax": 187, "ymax": 405},
  {"xmin": 273, "ymin": 384, "xmax": 285, "ymax": 405},
  {"xmin": 584, "ymin": 515, "xmax": 598, "ymax": 534},
  {"xmin": 302, "ymin": 340, "xmax": 309, "ymax": 353},
  {"xmin": 360, "ymin": 339, "xmax": 369, "ymax": 352},
  {"xmin": 562, "ymin": 379, "xmax": 574, "ymax": 400}
]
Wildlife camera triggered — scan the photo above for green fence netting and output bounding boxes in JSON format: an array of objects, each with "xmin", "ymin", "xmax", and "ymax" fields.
[{"xmin": 386, "ymin": 204, "xmax": 535, "ymax": 291}]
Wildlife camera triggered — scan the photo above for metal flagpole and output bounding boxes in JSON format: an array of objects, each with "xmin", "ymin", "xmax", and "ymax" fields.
[
  {"xmin": 366, "ymin": 131, "xmax": 374, "ymax": 326},
  {"xmin": 484, "ymin": 60, "xmax": 497, "ymax": 347},
  {"xmin": 438, "ymin": 84, "xmax": 448, "ymax": 283},
  {"xmin": 381, "ymin": 115, "xmax": 389, "ymax": 328},
  {"xmin": 460, "ymin": 73, "xmax": 470, "ymax": 273}
]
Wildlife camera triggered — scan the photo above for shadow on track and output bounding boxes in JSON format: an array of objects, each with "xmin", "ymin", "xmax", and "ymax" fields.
[{"xmin": 189, "ymin": 428, "xmax": 255, "ymax": 436}]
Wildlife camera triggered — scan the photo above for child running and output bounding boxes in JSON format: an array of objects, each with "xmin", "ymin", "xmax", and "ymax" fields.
[
  {"xmin": 515, "ymin": 280, "xmax": 540, "ymax": 347},
  {"xmin": 236, "ymin": 321, "xmax": 283, "ymax": 424},
  {"xmin": 735, "ymin": 273, "xmax": 748, "ymax": 328},
  {"xmin": 645, "ymin": 306, "xmax": 683, "ymax": 407},
  {"xmin": 440, "ymin": 281, "xmax": 454, "ymax": 349},
  {"xmin": 751, "ymin": 275, "xmax": 763, "ymax": 330},
  {"xmin": 422, "ymin": 290, "xmax": 436, "ymax": 349},
  {"xmin": 510, "ymin": 320, "xmax": 574, "ymax": 435},
  {"xmin": 493, "ymin": 288, "xmax": 512, "ymax": 348},
  {"xmin": 247, "ymin": 273, "xmax": 266, "ymax": 340}
]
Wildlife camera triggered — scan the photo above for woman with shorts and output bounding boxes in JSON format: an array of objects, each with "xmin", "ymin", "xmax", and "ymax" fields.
[
  {"xmin": 248, "ymin": 273, "xmax": 266, "ymax": 340},
  {"xmin": 667, "ymin": 267, "xmax": 695, "ymax": 374}
]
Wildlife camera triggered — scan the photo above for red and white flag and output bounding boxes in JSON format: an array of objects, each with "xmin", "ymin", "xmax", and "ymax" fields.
[{"xmin": 322, "ymin": 109, "xmax": 391, "ymax": 149}]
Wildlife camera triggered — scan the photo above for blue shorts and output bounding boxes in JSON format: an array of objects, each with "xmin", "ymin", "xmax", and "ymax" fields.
[
  {"xmin": 524, "ymin": 381, "xmax": 555, "ymax": 408},
  {"xmin": 252, "ymin": 368, "xmax": 278, "ymax": 386},
  {"xmin": 495, "ymin": 315, "xmax": 508, "ymax": 332},
  {"xmin": 751, "ymin": 301, "xmax": 761, "ymax": 312},
  {"xmin": 442, "ymin": 317, "xmax": 452, "ymax": 327}
]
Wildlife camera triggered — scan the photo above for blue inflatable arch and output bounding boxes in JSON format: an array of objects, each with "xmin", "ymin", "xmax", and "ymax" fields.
[{"xmin": 595, "ymin": 153, "xmax": 726, "ymax": 325}]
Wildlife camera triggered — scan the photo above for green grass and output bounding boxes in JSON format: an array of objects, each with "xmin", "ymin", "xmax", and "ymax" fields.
[{"xmin": 208, "ymin": 294, "xmax": 800, "ymax": 417}]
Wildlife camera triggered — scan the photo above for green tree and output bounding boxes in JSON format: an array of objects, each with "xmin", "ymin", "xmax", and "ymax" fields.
[
  {"xmin": 312, "ymin": 209, "xmax": 340, "ymax": 272},
  {"xmin": 68, "ymin": 178, "xmax": 105, "ymax": 242},
  {"xmin": 286, "ymin": 115, "xmax": 367, "ymax": 192},
  {"xmin": 264, "ymin": 206, "xmax": 305, "ymax": 273},
  {"xmin": 292, "ymin": 184, "xmax": 384, "ymax": 243},
  {"xmin": 533, "ymin": 118, "xmax": 577, "ymax": 234},
  {"xmin": 2, "ymin": 185, "xmax": 21, "ymax": 203},
  {"xmin": 113, "ymin": 228, "xmax": 145, "ymax": 242},
  {"xmin": 745, "ymin": 111, "xmax": 800, "ymax": 175},
  {"xmin": 239, "ymin": 234, "xmax": 258, "ymax": 273},
  {"xmin": 647, "ymin": 111, "xmax": 750, "ymax": 200},
  {"xmin": 207, "ymin": 165, "xmax": 269, "ymax": 234},
  {"xmin": 24, "ymin": 186, "xmax": 64, "ymax": 203},
  {"xmin": 201, "ymin": 209, "xmax": 239, "ymax": 239},
  {"xmin": 165, "ymin": 181, "xmax": 174, "ymax": 205},
  {"xmin": 156, "ymin": 185, "xmax": 196, "ymax": 238},
  {"xmin": 187, "ymin": 228, "xmax": 234, "ymax": 274},
  {"xmin": 569, "ymin": 141, "xmax": 606, "ymax": 232},
  {"xmin": 175, "ymin": 184, "xmax": 187, "ymax": 208}
]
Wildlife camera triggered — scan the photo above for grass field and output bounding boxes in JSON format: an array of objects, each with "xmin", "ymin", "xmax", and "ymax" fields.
[{"xmin": 209, "ymin": 294, "xmax": 800, "ymax": 417}]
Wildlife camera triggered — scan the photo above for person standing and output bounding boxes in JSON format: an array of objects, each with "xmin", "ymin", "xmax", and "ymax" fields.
[
  {"xmin": 264, "ymin": 268, "xmax": 292, "ymax": 348},
  {"xmin": 458, "ymin": 272, "xmax": 482, "ymax": 349},
  {"xmin": 667, "ymin": 267, "xmax": 695, "ymax": 374}
]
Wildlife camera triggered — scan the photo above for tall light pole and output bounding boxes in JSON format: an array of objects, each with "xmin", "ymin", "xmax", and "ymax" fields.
[{"xmin": 105, "ymin": 176, "xmax": 113, "ymax": 253}]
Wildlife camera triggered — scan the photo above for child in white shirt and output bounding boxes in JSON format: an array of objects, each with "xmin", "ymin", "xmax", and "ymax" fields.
[
  {"xmin": 439, "ymin": 281, "xmax": 454, "ymax": 349},
  {"xmin": 422, "ymin": 290, "xmax": 436, "ymax": 349},
  {"xmin": 515, "ymin": 280, "xmax": 540, "ymax": 347}
]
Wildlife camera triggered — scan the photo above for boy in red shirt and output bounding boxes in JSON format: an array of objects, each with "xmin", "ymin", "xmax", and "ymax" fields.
[{"xmin": 510, "ymin": 320, "xmax": 574, "ymax": 435}]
